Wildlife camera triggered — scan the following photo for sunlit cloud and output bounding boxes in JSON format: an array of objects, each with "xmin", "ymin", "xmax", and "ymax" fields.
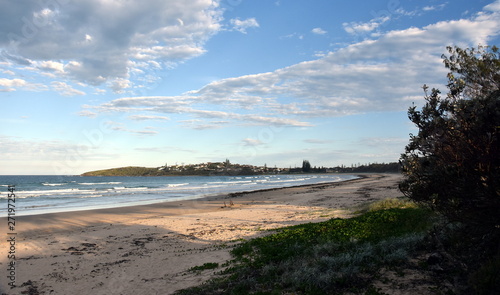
[
  {"xmin": 51, "ymin": 81, "xmax": 85, "ymax": 96},
  {"xmin": 0, "ymin": 0, "xmax": 223, "ymax": 92},
  {"xmin": 82, "ymin": 2, "xmax": 500, "ymax": 130},
  {"xmin": 230, "ymin": 18, "xmax": 260, "ymax": 34},
  {"xmin": 311, "ymin": 27, "xmax": 327, "ymax": 35}
]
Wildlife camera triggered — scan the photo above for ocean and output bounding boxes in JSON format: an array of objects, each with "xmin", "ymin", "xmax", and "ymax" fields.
[{"xmin": 0, "ymin": 174, "xmax": 357, "ymax": 216}]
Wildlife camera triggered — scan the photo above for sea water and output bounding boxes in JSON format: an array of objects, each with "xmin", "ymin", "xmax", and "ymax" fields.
[{"xmin": 0, "ymin": 174, "xmax": 357, "ymax": 216}]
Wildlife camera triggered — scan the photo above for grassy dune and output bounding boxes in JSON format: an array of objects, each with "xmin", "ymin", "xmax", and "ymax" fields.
[{"xmin": 176, "ymin": 198, "xmax": 438, "ymax": 295}]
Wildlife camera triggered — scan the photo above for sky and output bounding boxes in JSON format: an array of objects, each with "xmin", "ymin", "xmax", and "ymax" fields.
[{"xmin": 1, "ymin": 0, "xmax": 500, "ymax": 175}]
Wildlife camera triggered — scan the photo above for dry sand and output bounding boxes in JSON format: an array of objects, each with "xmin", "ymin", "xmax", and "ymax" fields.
[{"xmin": 0, "ymin": 174, "xmax": 404, "ymax": 294}]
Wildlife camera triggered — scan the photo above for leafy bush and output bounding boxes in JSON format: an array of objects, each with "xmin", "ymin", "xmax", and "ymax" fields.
[
  {"xmin": 400, "ymin": 45, "xmax": 500, "ymax": 295},
  {"xmin": 399, "ymin": 45, "xmax": 500, "ymax": 231},
  {"xmin": 469, "ymin": 253, "xmax": 500, "ymax": 295}
]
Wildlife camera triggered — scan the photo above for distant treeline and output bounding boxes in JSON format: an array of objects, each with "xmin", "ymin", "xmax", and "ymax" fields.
[
  {"xmin": 289, "ymin": 162, "xmax": 401, "ymax": 174},
  {"xmin": 333, "ymin": 162, "xmax": 401, "ymax": 173}
]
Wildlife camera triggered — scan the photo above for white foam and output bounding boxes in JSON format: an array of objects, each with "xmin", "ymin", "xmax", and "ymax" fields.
[
  {"xmin": 79, "ymin": 182, "xmax": 123, "ymax": 185},
  {"xmin": 167, "ymin": 183, "xmax": 190, "ymax": 187},
  {"xmin": 42, "ymin": 183, "xmax": 65, "ymax": 186}
]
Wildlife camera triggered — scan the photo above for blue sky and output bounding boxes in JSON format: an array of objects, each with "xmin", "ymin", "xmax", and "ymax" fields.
[{"xmin": 1, "ymin": 0, "xmax": 500, "ymax": 175}]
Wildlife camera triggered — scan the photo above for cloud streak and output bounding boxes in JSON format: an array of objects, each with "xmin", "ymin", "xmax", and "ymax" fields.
[
  {"xmin": 83, "ymin": 1, "xmax": 500, "ymax": 130},
  {"xmin": 343, "ymin": 16, "xmax": 390, "ymax": 35}
]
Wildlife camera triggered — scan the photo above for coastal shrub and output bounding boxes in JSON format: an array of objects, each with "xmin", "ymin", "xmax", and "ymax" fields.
[
  {"xmin": 399, "ymin": 45, "xmax": 500, "ymax": 294},
  {"xmin": 469, "ymin": 252, "xmax": 500, "ymax": 295},
  {"xmin": 399, "ymin": 45, "xmax": 500, "ymax": 231}
]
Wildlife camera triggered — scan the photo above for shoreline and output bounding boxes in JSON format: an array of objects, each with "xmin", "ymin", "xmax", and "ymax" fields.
[
  {"xmin": 2, "ymin": 174, "xmax": 368, "ymax": 234},
  {"xmin": 1, "ymin": 173, "xmax": 361, "ymax": 218},
  {"xmin": 1, "ymin": 173, "xmax": 365, "ymax": 220},
  {"xmin": 0, "ymin": 173, "xmax": 402, "ymax": 294}
]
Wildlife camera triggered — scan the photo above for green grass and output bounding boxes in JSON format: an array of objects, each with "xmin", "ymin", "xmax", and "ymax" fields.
[
  {"xmin": 175, "ymin": 203, "xmax": 435, "ymax": 295},
  {"xmin": 366, "ymin": 197, "xmax": 418, "ymax": 212},
  {"xmin": 351, "ymin": 197, "xmax": 419, "ymax": 215},
  {"xmin": 188, "ymin": 262, "xmax": 220, "ymax": 272}
]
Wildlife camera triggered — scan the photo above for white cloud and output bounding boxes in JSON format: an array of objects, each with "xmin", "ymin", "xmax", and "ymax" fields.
[
  {"xmin": 422, "ymin": 6, "xmax": 436, "ymax": 11},
  {"xmin": 230, "ymin": 18, "xmax": 260, "ymax": 34},
  {"xmin": 84, "ymin": 1, "xmax": 500, "ymax": 129},
  {"xmin": 134, "ymin": 129, "xmax": 159, "ymax": 135},
  {"xmin": 0, "ymin": 77, "xmax": 47, "ymax": 92},
  {"xmin": 78, "ymin": 110, "xmax": 98, "ymax": 118},
  {"xmin": 0, "ymin": 0, "xmax": 223, "ymax": 89},
  {"xmin": 93, "ymin": 88, "xmax": 107, "ymax": 95},
  {"xmin": 37, "ymin": 61, "xmax": 65, "ymax": 73},
  {"xmin": 241, "ymin": 115, "xmax": 312, "ymax": 127},
  {"xmin": 108, "ymin": 78, "xmax": 132, "ymax": 94},
  {"xmin": 423, "ymin": 3, "xmax": 448, "ymax": 11},
  {"xmin": 105, "ymin": 121, "xmax": 158, "ymax": 136},
  {"xmin": 88, "ymin": 94, "xmax": 312, "ymax": 127},
  {"xmin": 51, "ymin": 81, "xmax": 85, "ymax": 96},
  {"xmin": 485, "ymin": 0, "xmax": 500, "ymax": 12},
  {"xmin": 2, "ymin": 69, "xmax": 15, "ymax": 75},
  {"xmin": 395, "ymin": 8, "xmax": 419, "ymax": 17},
  {"xmin": 128, "ymin": 115, "xmax": 170, "ymax": 121},
  {"xmin": 281, "ymin": 33, "xmax": 304, "ymax": 40},
  {"xmin": 242, "ymin": 138, "xmax": 264, "ymax": 146},
  {"xmin": 304, "ymin": 139, "xmax": 332, "ymax": 144},
  {"xmin": 180, "ymin": 120, "xmax": 228, "ymax": 130},
  {"xmin": 343, "ymin": 16, "xmax": 390, "ymax": 35},
  {"xmin": 311, "ymin": 27, "xmax": 327, "ymax": 35},
  {"xmin": 0, "ymin": 78, "xmax": 27, "ymax": 91}
]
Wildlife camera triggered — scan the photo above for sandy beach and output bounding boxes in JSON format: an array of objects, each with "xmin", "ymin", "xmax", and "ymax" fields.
[{"xmin": 0, "ymin": 174, "xmax": 403, "ymax": 295}]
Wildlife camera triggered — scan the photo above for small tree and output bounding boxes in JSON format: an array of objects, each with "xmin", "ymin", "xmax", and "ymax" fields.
[
  {"xmin": 302, "ymin": 160, "xmax": 312, "ymax": 173},
  {"xmin": 399, "ymin": 45, "xmax": 500, "ymax": 231}
]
